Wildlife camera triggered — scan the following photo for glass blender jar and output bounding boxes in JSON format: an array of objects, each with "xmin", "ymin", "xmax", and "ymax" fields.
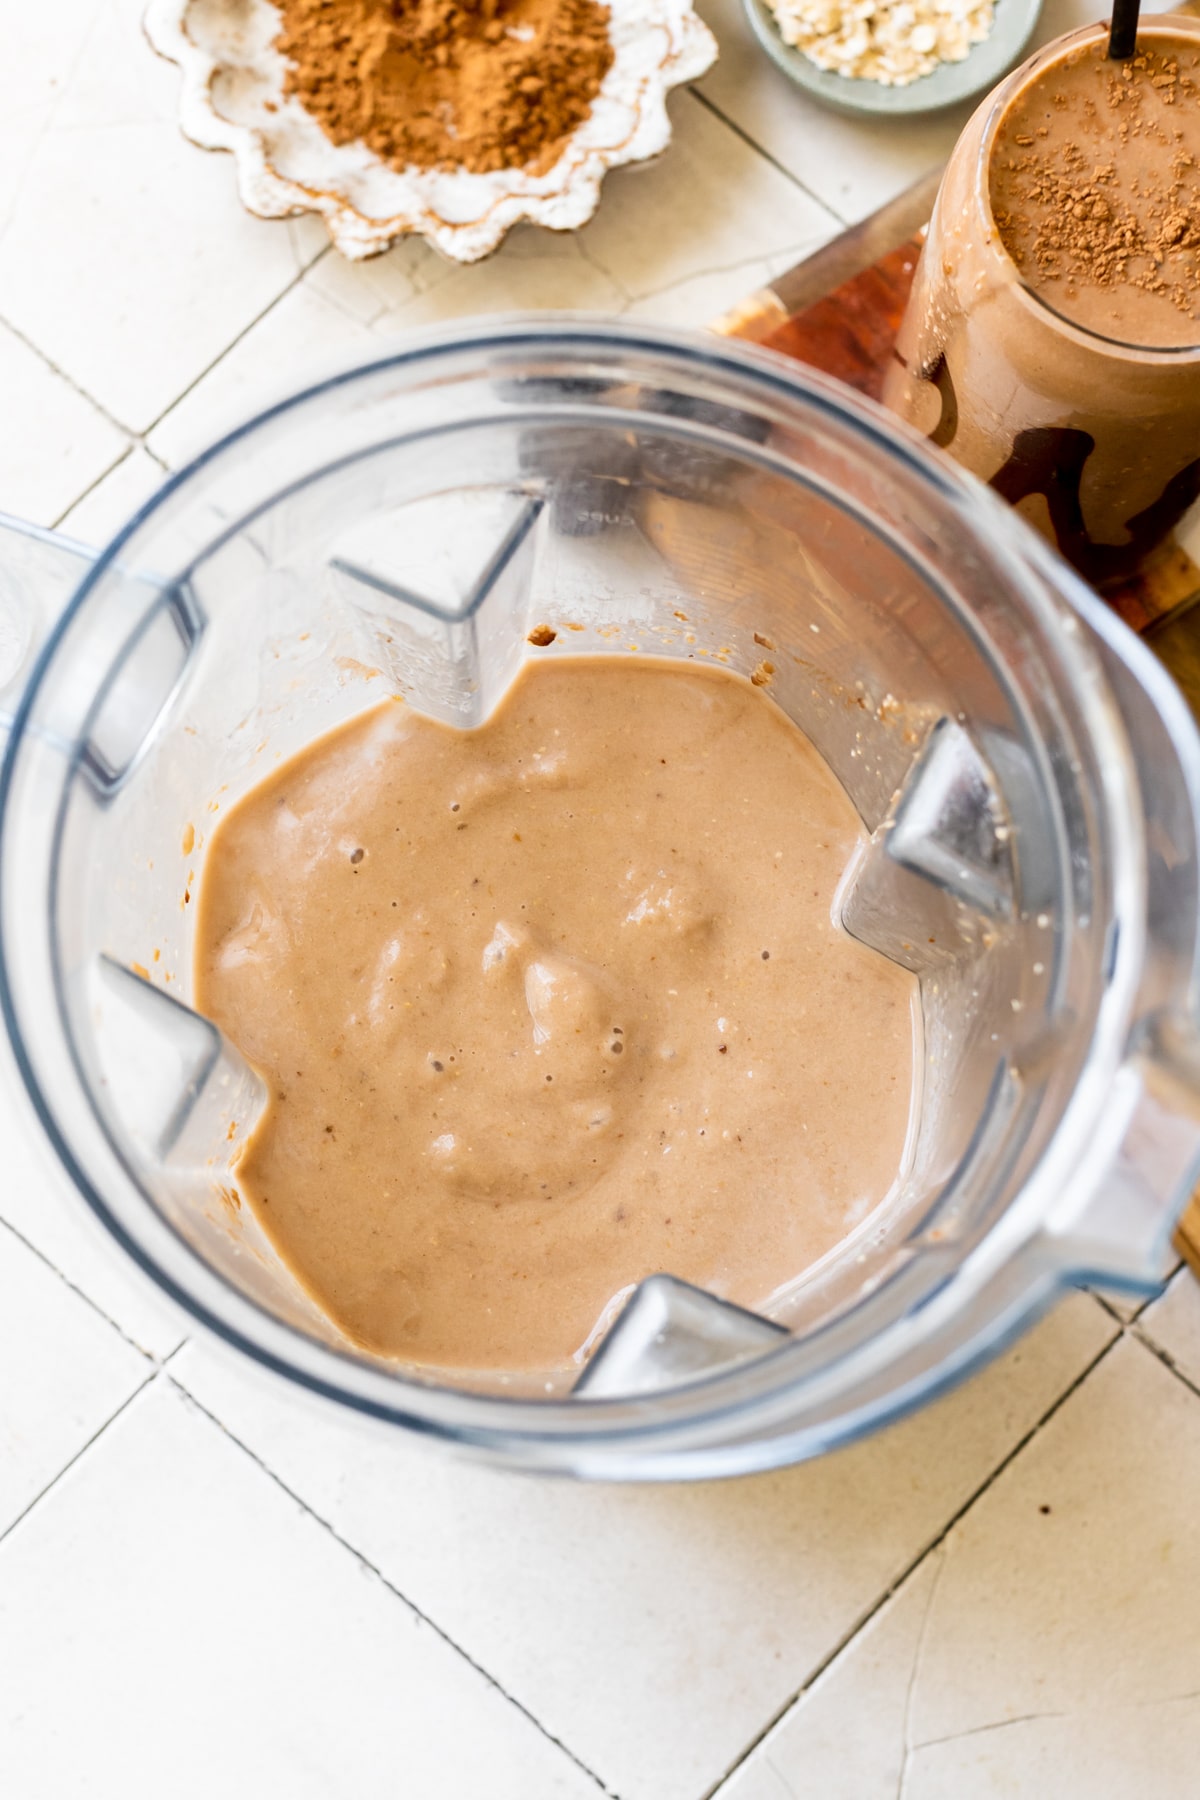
[{"xmin": 2, "ymin": 319, "xmax": 1199, "ymax": 1480}]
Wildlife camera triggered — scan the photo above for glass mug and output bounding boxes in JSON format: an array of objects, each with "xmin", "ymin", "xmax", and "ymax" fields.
[
  {"xmin": 884, "ymin": 16, "xmax": 1200, "ymax": 590},
  {"xmin": 2, "ymin": 320, "xmax": 1200, "ymax": 1478}
]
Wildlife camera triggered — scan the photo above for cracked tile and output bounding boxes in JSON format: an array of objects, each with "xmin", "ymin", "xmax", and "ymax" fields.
[
  {"xmin": 0, "ymin": 317, "xmax": 127, "ymax": 526},
  {"xmin": 308, "ymin": 225, "xmax": 598, "ymax": 326},
  {"xmin": 0, "ymin": 1378, "xmax": 598, "ymax": 1800},
  {"xmin": 173, "ymin": 1292, "xmax": 1113, "ymax": 1800},
  {"xmin": 56, "ymin": 445, "xmax": 167, "ymax": 543},
  {"xmin": 720, "ymin": 1555, "xmax": 943, "ymax": 1799},
  {"xmin": 306, "ymin": 90, "xmax": 836, "ymax": 336},
  {"xmin": 148, "ymin": 228, "xmax": 623, "ymax": 468},
  {"xmin": 577, "ymin": 91, "xmax": 835, "ymax": 313},
  {"xmin": 0, "ymin": 0, "xmax": 326, "ymax": 434},
  {"xmin": 908, "ymin": 1701, "xmax": 1200, "ymax": 1798},
  {"xmin": 0, "ymin": 1221, "xmax": 149, "ymax": 1537},
  {"xmin": 916, "ymin": 1356, "xmax": 1167, "ymax": 1727},
  {"xmin": 145, "ymin": 85, "xmax": 835, "ymax": 468},
  {"xmin": 619, "ymin": 246, "xmax": 809, "ymax": 326},
  {"xmin": 352, "ymin": 234, "xmax": 626, "ymax": 330},
  {"xmin": 304, "ymin": 241, "xmax": 432, "ymax": 325},
  {"xmin": 724, "ymin": 1335, "xmax": 1200, "ymax": 1800},
  {"xmin": 308, "ymin": 218, "xmax": 623, "ymax": 340}
]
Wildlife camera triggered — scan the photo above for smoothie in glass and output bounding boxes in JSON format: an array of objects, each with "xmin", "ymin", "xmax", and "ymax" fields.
[{"xmin": 884, "ymin": 17, "xmax": 1200, "ymax": 587}]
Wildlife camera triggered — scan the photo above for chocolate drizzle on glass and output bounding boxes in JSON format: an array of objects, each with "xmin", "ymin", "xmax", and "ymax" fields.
[{"xmin": 913, "ymin": 352, "xmax": 1200, "ymax": 589}]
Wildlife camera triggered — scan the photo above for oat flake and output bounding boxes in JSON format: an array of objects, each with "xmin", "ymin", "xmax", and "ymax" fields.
[{"xmin": 768, "ymin": 0, "xmax": 995, "ymax": 85}]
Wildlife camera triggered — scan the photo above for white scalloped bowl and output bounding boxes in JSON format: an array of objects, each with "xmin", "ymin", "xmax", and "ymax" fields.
[{"xmin": 144, "ymin": 0, "xmax": 717, "ymax": 261}]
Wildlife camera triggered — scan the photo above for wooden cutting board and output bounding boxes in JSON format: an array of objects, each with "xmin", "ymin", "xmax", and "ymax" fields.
[{"xmin": 712, "ymin": 164, "xmax": 1200, "ymax": 1279}]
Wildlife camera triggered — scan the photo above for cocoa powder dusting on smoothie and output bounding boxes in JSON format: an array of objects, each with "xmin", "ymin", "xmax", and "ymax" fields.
[
  {"xmin": 990, "ymin": 38, "xmax": 1200, "ymax": 347},
  {"xmin": 194, "ymin": 659, "xmax": 917, "ymax": 1372},
  {"xmin": 277, "ymin": 0, "xmax": 614, "ymax": 177}
]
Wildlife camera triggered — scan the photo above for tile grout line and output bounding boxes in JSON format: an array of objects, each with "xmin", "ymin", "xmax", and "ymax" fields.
[
  {"xmin": 49, "ymin": 443, "xmax": 141, "ymax": 534},
  {"xmin": 0, "ymin": 309, "xmax": 136, "ymax": 445},
  {"xmin": 1130, "ymin": 1316, "xmax": 1200, "ymax": 1404},
  {"xmin": 0, "ymin": 238, "xmax": 331, "ymax": 489},
  {"xmin": 1088, "ymin": 1289, "xmax": 1131, "ymax": 1327},
  {"xmin": 8, "ymin": 93, "xmax": 836, "ymax": 526},
  {"xmin": 1087, "ymin": 1267, "xmax": 1181, "ymax": 1330},
  {"xmin": 49, "ymin": 437, "xmax": 174, "ymax": 534},
  {"xmin": 138, "ymin": 242, "xmax": 334, "ymax": 447},
  {"xmin": 1131, "ymin": 1259, "xmax": 1184, "ymax": 1321},
  {"xmin": 0, "ymin": 1357, "xmax": 181, "ymax": 1551},
  {"xmin": 0, "ymin": 1210, "xmax": 186, "ymax": 1367},
  {"xmin": 702, "ymin": 1327, "xmax": 1126, "ymax": 1800},
  {"xmin": 168, "ymin": 1374, "xmax": 620, "ymax": 1799},
  {"xmin": 688, "ymin": 88, "xmax": 849, "ymax": 230},
  {"xmin": 17, "ymin": 89, "xmax": 854, "ymax": 528}
]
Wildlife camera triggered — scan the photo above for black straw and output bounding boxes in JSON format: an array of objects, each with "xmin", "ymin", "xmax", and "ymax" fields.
[{"xmin": 1108, "ymin": 0, "xmax": 1141, "ymax": 60}]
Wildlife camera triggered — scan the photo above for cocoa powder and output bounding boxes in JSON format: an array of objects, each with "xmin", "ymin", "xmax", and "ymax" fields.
[
  {"xmin": 277, "ymin": 0, "xmax": 615, "ymax": 177},
  {"xmin": 991, "ymin": 41, "xmax": 1200, "ymax": 340}
]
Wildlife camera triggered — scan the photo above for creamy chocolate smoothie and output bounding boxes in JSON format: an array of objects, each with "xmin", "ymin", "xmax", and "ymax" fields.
[
  {"xmin": 990, "ymin": 36, "xmax": 1200, "ymax": 348},
  {"xmin": 885, "ymin": 18, "xmax": 1200, "ymax": 586},
  {"xmin": 195, "ymin": 657, "xmax": 917, "ymax": 1373}
]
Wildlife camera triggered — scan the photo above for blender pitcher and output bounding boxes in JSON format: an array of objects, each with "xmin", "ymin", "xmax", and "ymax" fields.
[{"xmin": 2, "ymin": 318, "xmax": 1200, "ymax": 1481}]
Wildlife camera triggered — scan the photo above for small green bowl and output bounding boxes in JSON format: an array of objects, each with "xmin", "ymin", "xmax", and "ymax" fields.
[{"xmin": 742, "ymin": 0, "xmax": 1044, "ymax": 117}]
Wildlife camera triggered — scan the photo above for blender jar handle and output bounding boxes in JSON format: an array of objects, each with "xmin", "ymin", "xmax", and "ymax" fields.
[
  {"xmin": 1045, "ymin": 595, "xmax": 1200, "ymax": 1290},
  {"xmin": 0, "ymin": 513, "xmax": 96, "ymax": 744}
]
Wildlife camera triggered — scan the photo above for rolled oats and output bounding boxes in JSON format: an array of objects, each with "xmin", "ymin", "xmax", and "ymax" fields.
[{"xmin": 767, "ymin": 0, "xmax": 995, "ymax": 86}]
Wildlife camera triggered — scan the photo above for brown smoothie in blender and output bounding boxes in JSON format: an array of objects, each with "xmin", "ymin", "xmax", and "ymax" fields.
[
  {"xmin": 194, "ymin": 657, "xmax": 918, "ymax": 1373},
  {"xmin": 885, "ymin": 19, "xmax": 1200, "ymax": 586}
]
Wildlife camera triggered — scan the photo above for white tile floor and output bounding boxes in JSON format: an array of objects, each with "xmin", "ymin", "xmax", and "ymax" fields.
[{"xmin": 2, "ymin": 1, "xmax": 1199, "ymax": 1794}]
